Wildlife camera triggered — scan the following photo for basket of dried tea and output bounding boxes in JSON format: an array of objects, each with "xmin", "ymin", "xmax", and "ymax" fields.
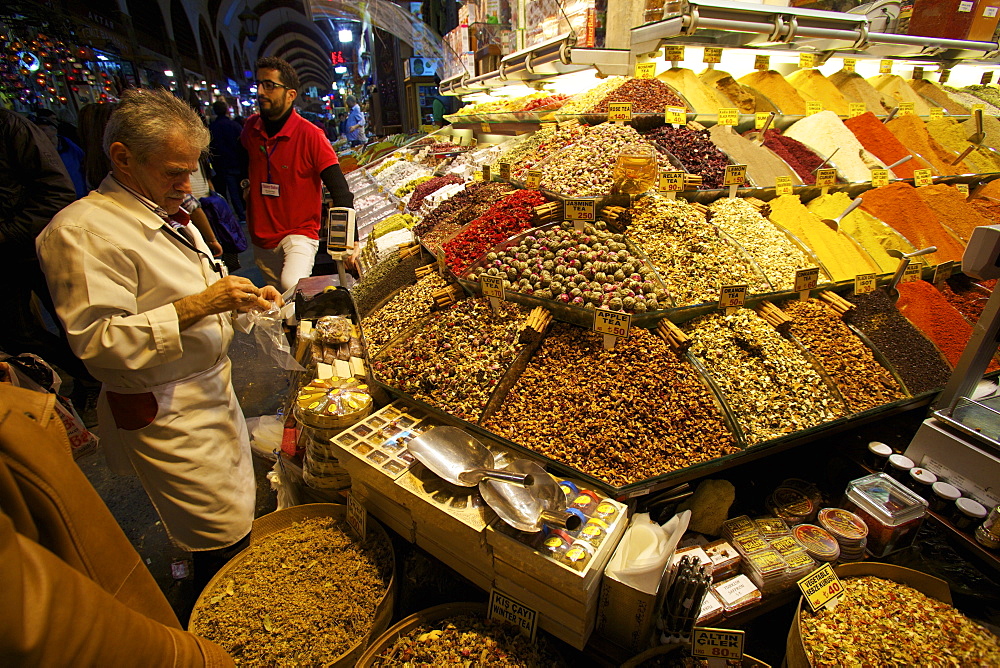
[
  {"xmin": 189, "ymin": 503, "xmax": 395, "ymax": 666},
  {"xmin": 357, "ymin": 602, "xmax": 568, "ymax": 667}
]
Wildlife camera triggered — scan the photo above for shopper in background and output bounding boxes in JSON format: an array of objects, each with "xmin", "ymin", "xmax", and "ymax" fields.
[
  {"xmin": 209, "ymin": 100, "xmax": 247, "ymax": 221},
  {"xmin": 78, "ymin": 102, "xmax": 117, "ymax": 190},
  {"xmin": 346, "ymin": 94, "xmax": 366, "ymax": 147},
  {"xmin": 35, "ymin": 116, "xmax": 88, "ymax": 199},
  {"xmin": 241, "ymin": 56, "xmax": 357, "ymax": 290},
  {"xmin": 0, "ymin": 384, "xmax": 235, "ymax": 666},
  {"xmin": 36, "ymin": 88, "xmax": 281, "ymax": 590}
]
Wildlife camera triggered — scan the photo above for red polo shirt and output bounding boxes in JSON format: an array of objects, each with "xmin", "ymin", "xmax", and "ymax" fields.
[{"xmin": 240, "ymin": 110, "xmax": 338, "ymax": 249}]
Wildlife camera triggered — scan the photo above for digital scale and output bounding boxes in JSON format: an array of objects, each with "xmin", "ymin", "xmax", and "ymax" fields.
[
  {"xmin": 905, "ymin": 225, "xmax": 1000, "ymax": 509},
  {"xmin": 326, "ymin": 206, "xmax": 357, "ymax": 287}
]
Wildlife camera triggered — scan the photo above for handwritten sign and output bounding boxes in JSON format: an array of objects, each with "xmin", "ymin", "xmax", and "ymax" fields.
[
  {"xmin": 806, "ymin": 101, "xmax": 823, "ymax": 116},
  {"xmin": 982, "ymin": 71, "xmax": 995, "ymax": 85},
  {"xmin": 594, "ymin": 308, "xmax": 632, "ymax": 339},
  {"xmin": 798, "ymin": 563, "xmax": 843, "ymax": 613},
  {"xmin": 929, "ymin": 107, "xmax": 944, "ymax": 121},
  {"xmin": 498, "ymin": 162, "xmax": 511, "ymax": 180},
  {"xmin": 564, "ymin": 199, "xmax": 596, "ymax": 221},
  {"xmin": 659, "ymin": 171, "xmax": 686, "ymax": 192},
  {"xmin": 703, "ymin": 47, "xmax": 723, "ymax": 64},
  {"xmin": 665, "ymin": 106, "xmax": 687, "ymax": 125},
  {"xmin": 636, "ymin": 62, "xmax": 657, "ymax": 79},
  {"xmin": 525, "ymin": 170, "xmax": 542, "ymax": 189},
  {"xmin": 347, "ymin": 493, "xmax": 367, "ymax": 540},
  {"xmin": 914, "ymin": 169, "xmax": 933, "ymax": 187},
  {"xmin": 719, "ymin": 284, "xmax": 748, "ymax": 310},
  {"xmin": 723, "ymin": 164, "xmax": 747, "ymax": 186},
  {"xmin": 899, "ymin": 101, "xmax": 915, "ymax": 116},
  {"xmin": 855, "ymin": 272, "xmax": 877, "ymax": 295},
  {"xmin": 717, "ymin": 108, "xmax": 739, "ymax": 126},
  {"xmin": 901, "ymin": 262, "xmax": 922, "ymax": 283},
  {"xmin": 956, "ymin": 183, "xmax": 970, "ymax": 195},
  {"xmin": 608, "ymin": 102, "xmax": 632, "ymax": 123},
  {"xmin": 754, "ymin": 54, "xmax": 770, "ymax": 71},
  {"xmin": 776, "ymin": 175, "xmax": 793, "ymax": 196},
  {"xmin": 815, "ymin": 168, "xmax": 838, "ymax": 187},
  {"xmin": 843, "ymin": 58, "xmax": 857, "ymax": 73},
  {"xmin": 480, "ymin": 273, "xmax": 505, "ymax": 299},
  {"xmin": 755, "ymin": 111, "xmax": 771, "ymax": 129},
  {"xmin": 849, "ymin": 102, "xmax": 866, "ymax": 118},
  {"xmin": 489, "ymin": 589, "xmax": 538, "ymax": 640},
  {"xmin": 795, "ymin": 267, "xmax": 820, "ymax": 293},
  {"xmin": 912, "ymin": 66, "xmax": 925, "ymax": 80},
  {"xmin": 692, "ymin": 627, "xmax": 745, "ymax": 661},
  {"xmin": 799, "ymin": 53, "xmax": 816, "ymax": 69},
  {"xmin": 663, "ymin": 45, "xmax": 686, "ymax": 62},
  {"xmin": 879, "ymin": 59, "xmax": 893, "ymax": 74},
  {"xmin": 871, "ymin": 168, "xmax": 890, "ymax": 187}
]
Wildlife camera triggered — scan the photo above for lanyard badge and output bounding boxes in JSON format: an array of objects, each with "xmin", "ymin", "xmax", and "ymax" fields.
[{"xmin": 260, "ymin": 143, "xmax": 281, "ymax": 197}]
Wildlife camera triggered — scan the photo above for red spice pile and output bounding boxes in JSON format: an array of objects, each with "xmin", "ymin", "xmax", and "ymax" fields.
[
  {"xmin": 407, "ymin": 174, "xmax": 464, "ymax": 210},
  {"xmin": 843, "ymin": 111, "xmax": 928, "ymax": 179},
  {"xmin": 859, "ymin": 182, "xmax": 966, "ymax": 264},
  {"xmin": 938, "ymin": 275, "xmax": 993, "ymax": 323},
  {"xmin": 750, "ymin": 128, "xmax": 823, "ymax": 185},
  {"xmin": 897, "ymin": 280, "xmax": 998, "ymax": 371},
  {"xmin": 443, "ymin": 189, "xmax": 547, "ymax": 274}
]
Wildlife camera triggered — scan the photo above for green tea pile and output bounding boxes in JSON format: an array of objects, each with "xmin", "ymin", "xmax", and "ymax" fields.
[{"xmin": 361, "ymin": 273, "xmax": 450, "ymax": 354}]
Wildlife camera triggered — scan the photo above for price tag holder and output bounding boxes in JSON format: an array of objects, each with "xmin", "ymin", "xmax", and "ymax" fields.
[
  {"xmin": 594, "ymin": 308, "xmax": 632, "ymax": 349},
  {"xmin": 982, "ymin": 71, "xmax": 995, "ymax": 85},
  {"xmin": 665, "ymin": 106, "xmax": 687, "ymax": 125},
  {"xmin": 525, "ymin": 170, "xmax": 542, "ymax": 189},
  {"xmin": 799, "ymin": 52, "xmax": 816, "ymax": 69},
  {"xmin": 806, "ymin": 101, "xmax": 823, "ymax": 116},
  {"xmin": 692, "ymin": 627, "xmax": 745, "ymax": 663},
  {"xmin": 719, "ymin": 284, "xmax": 748, "ymax": 313},
  {"xmin": 481, "ymin": 273, "xmax": 505, "ymax": 312},
  {"xmin": 608, "ymin": 102, "xmax": 632, "ymax": 123},
  {"xmin": 879, "ymin": 59, "xmax": 893, "ymax": 74},
  {"xmin": 436, "ymin": 249, "xmax": 447, "ymax": 274},
  {"xmin": 776, "ymin": 175, "xmax": 793, "ymax": 195},
  {"xmin": 754, "ymin": 54, "xmax": 770, "ymax": 71},
  {"xmin": 663, "ymin": 45, "xmax": 686, "ymax": 62},
  {"xmin": 899, "ymin": 101, "xmax": 915, "ymax": 116},
  {"xmin": 854, "ymin": 272, "xmax": 877, "ymax": 295},
  {"xmin": 934, "ymin": 261, "xmax": 956, "ymax": 284},
  {"xmin": 540, "ymin": 121, "xmax": 557, "ymax": 131},
  {"xmin": 871, "ymin": 168, "xmax": 890, "ymax": 187},
  {"xmin": 972, "ymin": 103, "xmax": 986, "ymax": 113},
  {"xmin": 956, "ymin": 183, "xmax": 970, "ymax": 195},
  {"xmin": 798, "ymin": 563, "xmax": 844, "ymax": 613},
  {"xmin": 929, "ymin": 107, "xmax": 944, "ymax": 120},
  {"xmin": 565, "ymin": 199, "xmax": 596, "ymax": 231},
  {"xmin": 481, "ymin": 122, "xmax": 491, "ymax": 133},
  {"xmin": 482, "ymin": 164, "xmax": 491, "ymax": 182},
  {"xmin": 489, "ymin": 589, "xmax": 538, "ymax": 641},
  {"xmin": 717, "ymin": 108, "xmax": 739, "ymax": 126},
  {"xmin": 901, "ymin": 262, "xmax": 923, "ymax": 283},
  {"xmin": 472, "ymin": 170, "xmax": 484, "ymax": 182},
  {"xmin": 849, "ymin": 102, "xmax": 866, "ymax": 118},
  {"xmin": 755, "ymin": 111, "xmax": 771, "ymax": 130},
  {"xmin": 795, "ymin": 267, "xmax": 820, "ymax": 300},
  {"xmin": 498, "ymin": 162, "xmax": 511, "ymax": 180},
  {"xmin": 914, "ymin": 168, "xmax": 933, "ymax": 187},
  {"xmin": 912, "ymin": 66, "xmax": 925, "ymax": 80},
  {"xmin": 843, "ymin": 58, "xmax": 857, "ymax": 73},
  {"xmin": 659, "ymin": 171, "xmax": 686, "ymax": 198},
  {"xmin": 723, "ymin": 164, "xmax": 747, "ymax": 198},
  {"xmin": 703, "ymin": 47, "xmax": 723, "ymax": 64},
  {"xmin": 816, "ymin": 168, "xmax": 837, "ymax": 188},
  {"xmin": 636, "ymin": 61, "xmax": 657, "ymax": 79},
  {"xmin": 347, "ymin": 493, "xmax": 367, "ymax": 540}
]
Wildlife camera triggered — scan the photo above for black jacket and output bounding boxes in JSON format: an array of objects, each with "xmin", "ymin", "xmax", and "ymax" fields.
[{"xmin": 0, "ymin": 109, "xmax": 76, "ymax": 267}]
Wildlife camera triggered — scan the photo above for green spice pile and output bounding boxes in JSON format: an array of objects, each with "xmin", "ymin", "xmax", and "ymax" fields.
[
  {"xmin": 506, "ymin": 124, "xmax": 587, "ymax": 181},
  {"xmin": 800, "ymin": 576, "xmax": 1000, "ymax": 667},
  {"xmin": 352, "ymin": 250, "xmax": 431, "ymax": 319},
  {"xmin": 539, "ymin": 123, "xmax": 648, "ymax": 197},
  {"xmin": 191, "ymin": 517, "xmax": 393, "ymax": 666},
  {"xmin": 361, "ymin": 273, "xmax": 450, "ymax": 354}
]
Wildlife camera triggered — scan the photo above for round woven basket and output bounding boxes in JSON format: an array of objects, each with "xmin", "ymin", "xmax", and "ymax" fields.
[
  {"xmin": 189, "ymin": 503, "xmax": 396, "ymax": 667},
  {"xmin": 356, "ymin": 602, "xmax": 491, "ymax": 667}
]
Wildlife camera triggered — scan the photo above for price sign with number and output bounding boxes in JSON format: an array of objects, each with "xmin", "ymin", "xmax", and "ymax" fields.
[
  {"xmin": 472, "ymin": 170, "xmax": 484, "ymax": 182},
  {"xmin": 795, "ymin": 267, "xmax": 820, "ymax": 293},
  {"xmin": 481, "ymin": 122, "xmax": 491, "ymax": 133},
  {"xmin": 754, "ymin": 54, "xmax": 770, "ymax": 71},
  {"xmin": 806, "ymin": 101, "xmax": 823, "ymax": 116},
  {"xmin": 929, "ymin": 107, "xmax": 944, "ymax": 120},
  {"xmin": 719, "ymin": 284, "xmax": 748, "ymax": 310},
  {"xmin": 816, "ymin": 168, "xmax": 837, "ymax": 187},
  {"xmin": 665, "ymin": 106, "xmax": 687, "ymax": 125},
  {"xmin": 608, "ymin": 102, "xmax": 632, "ymax": 123},
  {"xmin": 635, "ymin": 62, "xmax": 657, "ymax": 79},
  {"xmin": 755, "ymin": 111, "xmax": 771, "ymax": 129},
  {"xmin": 692, "ymin": 628, "xmax": 745, "ymax": 661},
  {"xmin": 912, "ymin": 66, "xmax": 925, "ymax": 80},
  {"xmin": 914, "ymin": 169, "xmax": 933, "ymax": 187},
  {"xmin": 565, "ymin": 199, "xmax": 596, "ymax": 221},
  {"xmin": 704, "ymin": 47, "xmax": 723, "ymax": 64},
  {"xmin": 855, "ymin": 272, "xmax": 877, "ymax": 295},
  {"xmin": 660, "ymin": 171, "xmax": 686, "ymax": 192},
  {"xmin": 973, "ymin": 103, "xmax": 986, "ymax": 113},
  {"xmin": 776, "ymin": 175, "xmax": 793, "ymax": 195},
  {"xmin": 594, "ymin": 308, "xmax": 632, "ymax": 339},
  {"xmin": 718, "ymin": 108, "xmax": 739, "ymax": 126},
  {"xmin": 957, "ymin": 183, "xmax": 970, "ymax": 195},
  {"xmin": 498, "ymin": 162, "xmax": 511, "ymax": 180},
  {"xmin": 480, "ymin": 274, "xmax": 505, "ymax": 299},
  {"xmin": 849, "ymin": 102, "xmax": 866, "ymax": 118},
  {"xmin": 482, "ymin": 164, "xmax": 491, "ymax": 182},
  {"xmin": 525, "ymin": 170, "xmax": 542, "ymax": 189},
  {"xmin": 982, "ymin": 71, "xmax": 995, "ymax": 85},
  {"xmin": 347, "ymin": 493, "xmax": 367, "ymax": 540},
  {"xmin": 934, "ymin": 261, "xmax": 955, "ymax": 284},
  {"xmin": 663, "ymin": 45, "xmax": 686, "ymax": 62},
  {"xmin": 880, "ymin": 59, "xmax": 893, "ymax": 74},
  {"xmin": 843, "ymin": 58, "xmax": 857, "ymax": 73},
  {"xmin": 724, "ymin": 164, "xmax": 747, "ymax": 186},
  {"xmin": 798, "ymin": 563, "xmax": 844, "ymax": 613},
  {"xmin": 871, "ymin": 168, "xmax": 890, "ymax": 187},
  {"xmin": 902, "ymin": 262, "xmax": 923, "ymax": 283},
  {"xmin": 899, "ymin": 102, "xmax": 915, "ymax": 116},
  {"xmin": 799, "ymin": 53, "xmax": 816, "ymax": 69}
]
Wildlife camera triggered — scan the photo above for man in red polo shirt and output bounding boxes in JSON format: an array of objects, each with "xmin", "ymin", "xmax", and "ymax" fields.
[{"xmin": 241, "ymin": 57, "xmax": 357, "ymax": 291}]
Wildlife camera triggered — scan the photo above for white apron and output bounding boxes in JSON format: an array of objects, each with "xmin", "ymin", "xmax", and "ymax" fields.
[{"xmin": 97, "ymin": 357, "xmax": 255, "ymax": 551}]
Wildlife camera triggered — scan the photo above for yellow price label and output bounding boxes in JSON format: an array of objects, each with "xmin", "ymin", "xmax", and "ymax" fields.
[
  {"xmin": 880, "ymin": 59, "xmax": 893, "ymax": 74},
  {"xmin": 663, "ymin": 45, "xmax": 686, "ymax": 62},
  {"xmin": 719, "ymin": 284, "xmax": 748, "ymax": 310},
  {"xmin": 659, "ymin": 171, "xmax": 686, "ymax": 192},
  {"xmin": 929, "ymin": 107, "xmax": 944, "ymax": 120},
  {"xmin": 692, "ymin": 628, "xmax": 745, "ymax": 661},
  {"xmin": 608, "ymin": 102, "xmax": 632, "ymax": 123},
  {"xmin": 972, "ymin": 103, "xmax": 986, "ymax": 113},
  {"xmin": 498, "ymin": 162, "xmax": 511, "ymax": 180},
  {"xmin": 934, "ymin": 261, "xmax": 956, "ymax": 284},
  {"xmin": 540, "ymin": 122, "xmax": 557, "ymax": 131},
  {"xmin": 912, "ymin": 66, "xmax": 925, "ymax": 80},
  {"xmin": 665, "ymin": 106, "xmax": 687, "ymax": 125},
  {"xmin": 480, "ymin": 274, "xmax": 505, "ymax": 299},
  {"xmin": 564, "ymin": 199, "xmax": 596, "ymax": 221},
  {"xmin": 635, "ymin": 62, "xmax": 657, "ymax": 79},
  {"xmin": 843, "ymin": 58, "xmax": 857, "ymax": 73},
  {"xmin": 799, "ymin": 53, "xmax": 816, "ymax": 69},
  {"xmin": 594, "ymin": 308, "xmax": 632, "ymax": 338},
  {"xmin": 703, "ymin": 47, "xmax": 723, "ymax": 64},
  {"xmin": 472, "ymin": 171, "xmax": 484, "ymax": 182},
  {"xmin": 871, "ymin": 168, "xmax": 890, "ymax": 187},
  {"xmin": 481, "ymin": 122, "xmax": 491, "ymax": 133},
  {"xmin": 806, "ymin": 101, "xmax": 823, "ymax": 116},
  {"xmin": 798, "ymin": 563, "xmax": 844, "ymax": 613},
  {"xmin": 776, "ymin": 175, "xmax": 793, "ymax": 195},
  {"xmin": 849, "ymin": 103, "xmax": 866, "ymax": 118},
  {"xmin": 956, "ymin": 183, "xmax": 970, "ymax": 195},
  {"xmin": 724, "ymin": 164, "xmax": 748, "ymax": 186},
  {"xmin": 816, "ymin": 168, "xmax": 838, "ymax": 187},
  {"xmin": 899, "ymin": 102, "xmax": 915, "ymax": 116},
  {"xmin": 754, "ymin": 54, "xmax": 770, "ymax": 71},
  {"xmin": 854, "ymin": 273, "xmax": 878, "ymax": 295},
  {"xmin": 982, "ymin": 71, "xmax": 994, "ymax": 85},
  {"xmin": 482, "ymin": 165, "xmax": 491, "ymax": 181},
  {"xmin": 914, "ymin": 168, "xmax": 933, "ymax": 187},
  {"xmin": 755, "ymin": 111, "xmax": 771, "ymax": 130},
  {"xmin": 525, "ymin": 170, "xmax": 542, "ymax": 189},
  {"xmin": 901, "ymin": 262, "xmax": 922, "ymax": 283},
  {"xmin": 795, "ymin": 267, "xmax": 821, "ymax": 292},
  {"xmin": 718, "ymin": 108, "xmax": 739, "ymax": 126}
]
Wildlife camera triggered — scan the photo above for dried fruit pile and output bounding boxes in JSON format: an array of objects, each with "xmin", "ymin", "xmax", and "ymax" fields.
[{"xmin": 444, "ymin": 189, "xmax": 547, "ymax": 275}]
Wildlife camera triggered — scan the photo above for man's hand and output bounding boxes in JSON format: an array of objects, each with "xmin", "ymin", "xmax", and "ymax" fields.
[
  {"xmin": 207, "ymin": 239, "xmax": 224, "ymax": 257},
  {"xmin": 174, "ymin": 276, "xmax": 274, "ymax": 330},
  {"xmin": 344, "ymin": 243, "xmax": 361, "ymax": 272},
  {"xmin": 258, "ymin": 286, "xmax": 284, "ymax": 307}
]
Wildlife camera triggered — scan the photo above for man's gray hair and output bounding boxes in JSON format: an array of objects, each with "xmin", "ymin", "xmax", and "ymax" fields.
[{"xmin": 103, "ymin": 88, "xmax": 210, "ymax": 163}]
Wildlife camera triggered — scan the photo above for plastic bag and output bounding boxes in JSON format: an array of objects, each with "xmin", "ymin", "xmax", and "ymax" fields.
[
  {"xmin": 607, "ymin": 510, "xmax": 691, "ymax": 594},
  {"xmin": 245, "ymin": 305, "xmax": 304, "ymax": 372}
]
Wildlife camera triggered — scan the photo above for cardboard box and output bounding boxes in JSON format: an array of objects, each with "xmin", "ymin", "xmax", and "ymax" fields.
[
  {"xmin": 595, "ymin": 546, "xmax": 668, "ymax": 653},
  {"xmin": 967, "ymin": 0, "xmax": 1000, "ymax": 42}
]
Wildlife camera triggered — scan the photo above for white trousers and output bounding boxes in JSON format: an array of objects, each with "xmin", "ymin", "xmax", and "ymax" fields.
[{"xmin": 252, "ymin": 234, "xmax": 320, "ymax": 293}]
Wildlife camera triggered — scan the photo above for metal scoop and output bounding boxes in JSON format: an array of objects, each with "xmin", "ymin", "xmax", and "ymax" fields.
[
  {"xmin": 406, "ymin": 426, "xmax": 533, "ymax": 487},
  {"xmin": 479, "ymin": 459, "xmax": 582, "ymax": 532},
  {"xmin": 952, "ymin": 108, "xmax": 985, "ymax": 166},
  {"xmin": 822, "ymin": 196, "xmax": 862, "ymax": 231},
  {"xmin": 886, "ymin": 246, "xmax": 939, "ymax": 299}
]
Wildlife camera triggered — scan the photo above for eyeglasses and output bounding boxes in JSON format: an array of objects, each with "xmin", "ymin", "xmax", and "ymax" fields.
[{"xmin": 255, "ymin": 79, "xmax": 290, "ymax": 92}]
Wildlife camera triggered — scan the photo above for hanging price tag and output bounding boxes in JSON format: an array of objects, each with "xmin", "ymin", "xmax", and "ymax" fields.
[
  {"xmin": 608, "ymin": 102, "xmax": 632, "ymax": 123},
  {"xmin": 755, "ymin": 111, "xmax": 771, "ymax": 129},
  {"xmin": 879, "ymin": 59, "xmax": 893, "ymax": 74},
  {"xmin": 806, "ymin": 101, "xmax": 823, "ymax": 116},
  {"xmin": 481, "ymin": 122, "xmax": 491, "ymax": 133},
  {"xmin": 723, "ymin": 164, "xmax": 747, "ymax": 186},
  {"xmin": 849, "ymin": 103, "xmax": 866, "ymax": 118},
  {"xmin": 565, "ymin": 199, "xmax": 596, "ymax": 221},
  {"xmin": 815, "ymin": 169, "xmax": 838, "ymax": 187},
  {"xmin": 663, "ymin": 45, "xmax": 686, "ymax": 62},
  {"xmin": 798, "ymin": 563, "xmax": 844, "ymax": 613},
  {"xmin": 871, "ymin": 168, "xmax": 890, "ymax": 187},
  {"xmin": 929, "ymin": 107, "xmax": 944, "ymax": 120},
  {"xmin": 482, "ymin": 164, "xmax": 491, "ymax": 182},
  {"xmin": 659, "ymin": 171, "xmax": 686, "ymax": 192},
  {"xmin": 776, "ymin": 175, "xmax": 793, "ymax": 195},
  {"xmin": 540, "ymin": 122, "xmax": 557, "ymax": 131},
  {"xmin": 901, "ymin": 262, "xmax": 923, "ymax": 283},
  {"xmin": 636, "ymin": 61, "xmax": 657, "ymax": 79},
  {"xmin": 854, "ymin": 272, "xmax": 877, "ymax": 295},
  {"xmin": 754, "ymin": 54, "xmax": 770, "ymax": 71},
  {"xmin": 719, "ymin": 284, "xmax": 748, "ymax": 311},
  {"xmin": 718, "ymin": 108, "xmax": 739, "ymax": 126},
  {"xmin": 899, "ymin": 102, "xmax": 915, "ymax": 116},
  {"xmin": 799, "ymin": 53, "xmax": 816, "ymax": 69},
  {"xmin": 956, "ymin": 183, "xmax": 970, "ymax": 195},
  {"xmin": 594, "ymin": 308, "xmax": 632, "ymax": 339},
  {"xmin": 982, "ymin": 71, "xmax": 995, "ymax": 85},
  {"xmin": 843, "ymin": 58, "xmax": 857, "ymax": 73},
  {"xmin": 692, "ymin": 628, "xmax": 745, "ymax": 662},
  {"xmin": 347, "ymin": 493, "xmax": 367, "ymax": 540},
  {"xmin": 939, "ymin": 69, "xmax": 952, "ymax": 83},
  {"xmin": 498, "ymin": 162, "xmax": 511, "ymax": 180},
  {"xmin": 472, "ymin": 170, "xmax": 484, "ymax": 182},
  {"xmin": 795, "ymin": 267, "xmax": 820, "ymax": 296},
  {"xmin": 665, "ymin": 106, "xmax": 687, "ymax": 125},
  {"xmin": 934, "ymin": 261, "xmax": 956, "ymax": 284},
  {"xmin": 912, "ymin": 67, "xmax": 925, "ymax": 80},
  {"xmin": 914, "ymin": 169, "xmax": 933, "ymax": 187},
  {"xmin": 525, "ymin": 170, "xmax": 542, "ymax": 189},
  {"xmin": 703, "ymin": 47, "xmax": 723, "ymax": 64},
  {"xmin": 480, "ymin": 273, "xmax": 505, "ymax": 299}
]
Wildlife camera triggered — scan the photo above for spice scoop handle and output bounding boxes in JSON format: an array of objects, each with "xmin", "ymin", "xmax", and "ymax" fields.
[
  {"xmin": 460, "ymin": 469, "xmax": 534, "ymax": 487},
  {"xmin": 886, "ymin": 154, "xmax": 913, "ymax": 170},
  {"xmin": 540, "ymin": 509, "xmax": 582, "ymax": 532},
  {"xmin": 823, "ymin": 197, "xmax": 863, "ymax": 231}
]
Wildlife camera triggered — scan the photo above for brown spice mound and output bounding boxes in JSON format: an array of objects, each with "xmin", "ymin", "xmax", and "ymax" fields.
[{"xmin": 191, "ymin": 517, "xmax": 393, "ymax": 665}]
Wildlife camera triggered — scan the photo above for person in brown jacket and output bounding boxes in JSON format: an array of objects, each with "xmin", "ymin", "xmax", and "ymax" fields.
[{"xmin": 0, "ymin": 383, "xmax": 233, "ymax": 666}]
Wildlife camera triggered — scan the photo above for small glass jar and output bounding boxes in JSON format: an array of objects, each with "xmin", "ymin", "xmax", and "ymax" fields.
[
  {"xmin": 569, "ymin": 490, "xmax": 601, "ymax": 516},
  {"xmin": 561, "ymin": 540, "xmax": 595, "ymax": 572},
  {"xmin": 558, "ymin": 480, "xmax": 579, "ymax": 504},
  {"xmin": 592, "ymin": 499, "xmax": 620, "ymax": 523},
  {"xmin": 951, "ymin": 498, "xmax": 987, "ymax": 532},
  {"xmin": 866, "ymin": 441, "xmax": 893, "ymax": 470},
  {"xmin": 975, "ymin": 505, "xmax": 1000, "ymax": 550},
  {"xmin": 576, "ymin": 518, "xmax": 610, "ymax": 548},
  {"xmin": 539, "ymin": 529, "xmax": 573, "ymax": 560},
  {"xmin": 905, "ymin": 468, "xmax": 937, "ymax": 499},
  {"xmin": 885, "ymin": 454, "xmax": 914, "ymax": 484},
  {"xmin": 564, "ymin": 509, "xmax": 589, "ymax": 536},
  {"xmin": 929, "ymin": 482, "xmax": 962, "ymax": 514}
]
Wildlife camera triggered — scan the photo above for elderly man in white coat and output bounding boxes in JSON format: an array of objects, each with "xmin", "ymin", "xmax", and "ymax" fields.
[{"xmin": 37, "ymin": 88, "xmax": 281, "ymax": 587}]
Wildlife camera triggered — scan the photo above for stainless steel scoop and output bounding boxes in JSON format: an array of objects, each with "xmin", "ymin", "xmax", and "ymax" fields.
[
  {"xmin": 406, "ymin": 426, "xmax": 533, "ymax": 487},
  {"xmin": 479, "ymin": 459, "xmax": 582, "ymax": 533}
]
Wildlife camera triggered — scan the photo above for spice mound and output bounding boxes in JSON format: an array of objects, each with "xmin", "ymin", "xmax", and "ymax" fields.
[
  {"xmin": 588, "ymin": 77, "xmax": 683, "ymax": 113},
  {"xmin": 868, "ymin": 74, "xmax": 932, "ymax": 115},
  {"xmin": 843, "ymin": 111, "xmax": 929, "ymax": 179},
  {"xmin": 737, "ymin": 71, "xmax": 807, "ymax": 115},
  {"xmin": 370, "ymin": 614, "xmax": 565, "ymax": 667},
  {"xmin": 744, "ymin": 128, "xmax": 823, "ymax": 185},
  {"xmin": 191, "ymin": 517, "xmax": 393, "ymax": 666},
  {"xmin": 885, "ymin": 113, "xmax": 970, "ymax": 176},
  {"xmin": 859, "ymin": 182, "xmax": 966, "ymax": 265},
  {"xmin": 538, "ymin": 123, "xmax": 648, "ymax": 197},
  {"xmin": 784, "ymin": 111, "xmax": 886, "ymax": 183},
  {"xmin": 361, "ymin": 273, "xmax": 449, "ymax": 354},
  {"xmin": 799, "ymin": 576, "xmax": 1000, "ymax": 667},
  {"xmin": 645, "ymin": 125, "xmax": 730, "ymax": 189},
  {"xmin": 805, "ymin": 192, "xmax": 913, "ymax": 274}
]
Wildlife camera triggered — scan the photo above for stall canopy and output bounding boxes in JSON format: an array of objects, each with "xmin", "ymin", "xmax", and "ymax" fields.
[{"xmin": 309, "ymin": 0, "xmax": 444, "ymax": 61}]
